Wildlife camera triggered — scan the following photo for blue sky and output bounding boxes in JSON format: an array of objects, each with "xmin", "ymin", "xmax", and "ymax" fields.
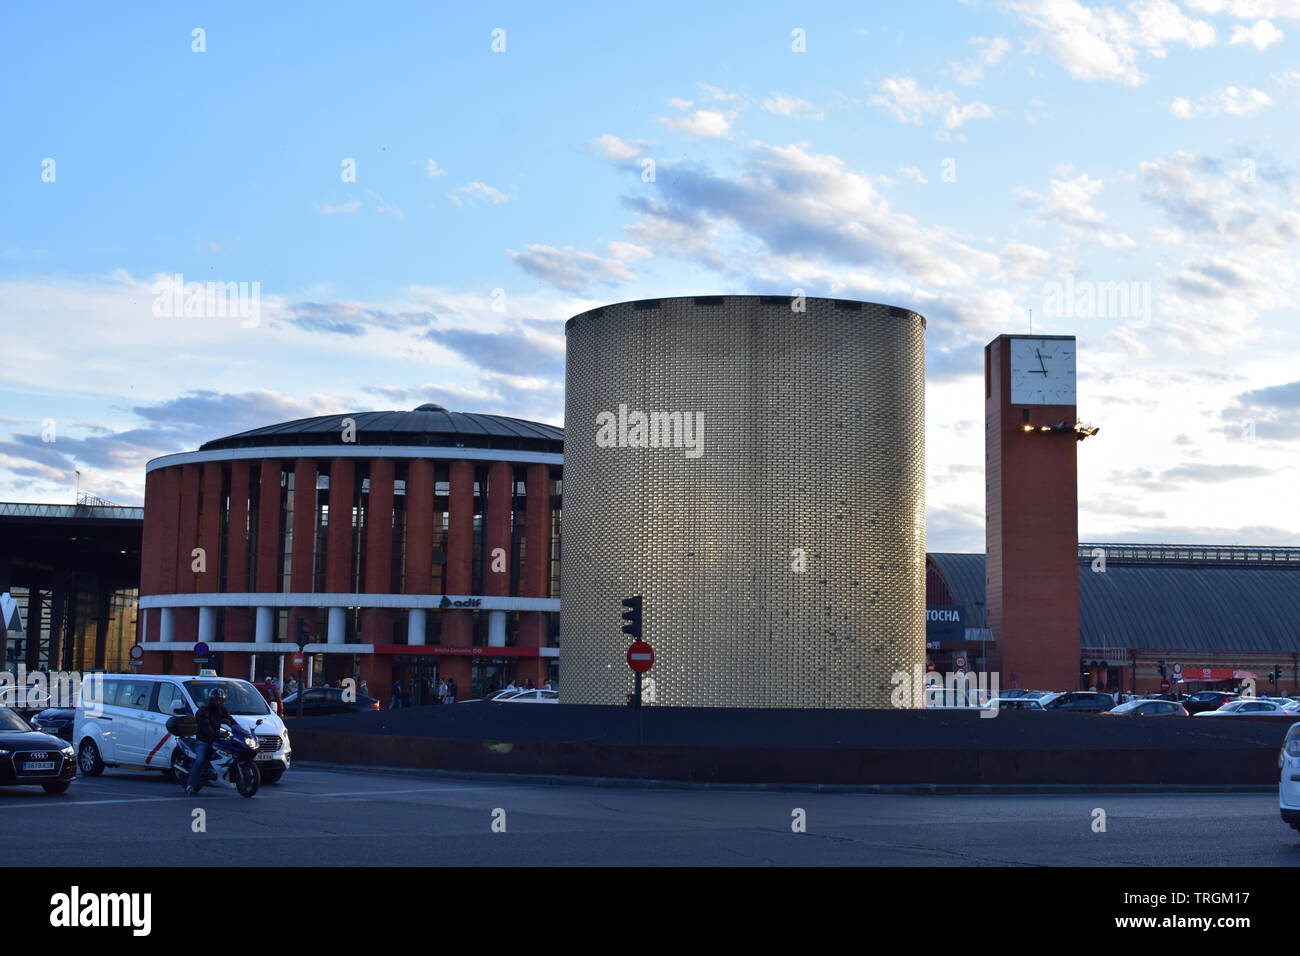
[{"xmin": 2, "ymin": 0, "xmax": 1298, "ymax": 550}]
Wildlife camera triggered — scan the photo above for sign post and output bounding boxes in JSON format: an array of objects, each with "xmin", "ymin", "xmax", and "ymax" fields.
[
  {"xmin": 294, "ymin": 616, "xmax": 308, "ymax": 721},
  {"xmin": 622, "ymin": 597, "xmax": 650, "ymax": 745}
]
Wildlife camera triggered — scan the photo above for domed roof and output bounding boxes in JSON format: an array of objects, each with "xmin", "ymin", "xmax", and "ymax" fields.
[{"xmin": 200, "ymin": 406, "xmax": 563, "ymax": 453}]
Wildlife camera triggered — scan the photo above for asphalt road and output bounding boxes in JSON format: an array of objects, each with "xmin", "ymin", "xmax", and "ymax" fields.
[{"xmin": 4, "ymin": 766, "xmax": 1299, "ymax": 866}]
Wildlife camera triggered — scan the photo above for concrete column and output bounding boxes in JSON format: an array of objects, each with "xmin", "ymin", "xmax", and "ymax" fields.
[
  {"xmin": 176, "ymin": 464, "xmax": 201, "ymax": 593},
  {"xmin": 442, "ymin": 459, "xmax": 475, "ymax": 648},
  {"xmin": 484, "ymin": 460, "xmax": 513, "ymax": 597},
  {"xmin": 198, "ymin": 606, "xmax": 216, "ymax": 644},
  {"xmin": 328, "ymin": 606, "xmax": 346, "ymax": 644},
  {"xmin": 408, "ymin": 607, "xmax": 427, "ymax": 645},
  {"xmin": 362, "ymin": 458, "xmax": 395, "ymax": 644},
  {"xmin": 255, "ymin": 459, "xmax": 282, "ymax": 593},
  {"xmin": 255, "ymin": 606, "xmax": 274, "ymax": 643},
  {"xmin": 198, "ymin": 461, "xmax": 223, "ymax": 594},
  {"xmin": 160, "ymin": 607, "xmax": 175, "ymax": 643},
  {"xmin": 487, "ymin": 609, "xmax": 506, "ymax": 647},
  {"xmin": 224, "ymin": 461, "xmax": 252, "ymax": 642},
  {"xmin": 158, "ymin": 467, "xmax": 182, "ymax": 595},
  {"xmin": 291, "ymin": 458, "xmax": 317, "ymax": 592},
  {"xmin": 517, "ymin": 462, "xmax": 552, "ymax": 670},
  {"xmin": 326, "ymin": 458, "xmax": 355, "ymax": 593},
  {"xmin": 405, "ymin": 459, "xmax": 434, "ymax": 595}
]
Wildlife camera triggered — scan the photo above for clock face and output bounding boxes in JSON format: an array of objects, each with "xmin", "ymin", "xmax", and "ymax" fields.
[{"xmin": 1009, "ymin": 338, "xmax": 1076, "ymax": 405}]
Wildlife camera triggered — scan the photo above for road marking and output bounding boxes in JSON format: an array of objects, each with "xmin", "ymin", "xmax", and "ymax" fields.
[
  {"xmin": 0, "ymin": 795, "xmax": 180, "ymax": 809},
  {"xmin": 301, "ymin": 785, "xmax": 509, "ymax": 801}
]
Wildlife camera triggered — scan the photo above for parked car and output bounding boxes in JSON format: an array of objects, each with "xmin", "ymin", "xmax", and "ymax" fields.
[
  {"xmin": 282, "ymin": 687, "xmax": 381, "ymax": 717},
  {"xmin": 28, "ymin": 707, "xmax": 76, "ymax": 741},
  {"xmin": 1104, "ymin": 699, "xmax": 1189, "ymax": 717},
  {"xmin": 499, "ymin": 689, "xmax": 558, "ymax": 704},
  {"xmin": 1192, "ymin": 698, "xmax": 1299, "ymax": 718},
  {"xmin": 1280, "ymin": 722, "xmax": 1300, "ymax": 833},
  {"xmin": 1184, "ymin": 690, "xmax": 1239, "ymax": 715},
  {"xmin": 0, "ymin": 705, "xmax": 77, "ymax": 794},
  {"xmin": 74, "ymin": 671, "xmax": 292, "ymax": 785},
  {"xmin": 1039, "ymin": 691, "xmax": 1115, "ymax": 713},
  {"xmin": 989, "ymin": 698, "xmax": 1046, "ymax": 711}
]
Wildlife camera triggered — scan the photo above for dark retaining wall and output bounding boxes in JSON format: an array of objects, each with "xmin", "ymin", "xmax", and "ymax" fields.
[{"xmin": 286, "ymin": 706, "xmax": 1295, "ymax": 785}]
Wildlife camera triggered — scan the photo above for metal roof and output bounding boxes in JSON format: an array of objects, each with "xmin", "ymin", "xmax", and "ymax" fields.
[
  {"xmin": 199, "ymin": 407, "xmax": 564, "ymax": 453},
  {"xmin": 928, "ymin": 550, "xmax": 1300, "ymax": 654},
  {"xmin": 0, "ymin": 502, "xmax": 144, "ymax": 522}
]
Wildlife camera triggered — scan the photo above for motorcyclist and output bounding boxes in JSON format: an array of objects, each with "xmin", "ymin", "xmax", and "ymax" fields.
[{"xmin": 184, "ymin": 687, "xmax": 243, "ymax": 795}]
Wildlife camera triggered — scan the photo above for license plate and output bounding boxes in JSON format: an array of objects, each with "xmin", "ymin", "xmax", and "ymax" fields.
[
  {"xmin": 255, "ymin": 752, "xmax": 275, "ymax": 761},
  {"xmin": 24, "ymin": 761, "xmax": 55, "ymax": 771}
]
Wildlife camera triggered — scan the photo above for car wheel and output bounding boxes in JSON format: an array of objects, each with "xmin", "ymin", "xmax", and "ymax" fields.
[
  {"xmin": 78, "ymin": 739, "xmax": 105, "ymax": 776},
  {"xmin": 42, "ymin": 781, "xmax": 70, "ymax": 795}
]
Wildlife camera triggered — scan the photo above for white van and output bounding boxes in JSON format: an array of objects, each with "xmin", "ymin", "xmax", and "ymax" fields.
[
  {"xmin": 73, "ymin": 671, "xmax": 291, "ymax": 784},
  {"xmin": 1281, "ymin": 721, "xmax": 1300, "ymax": 833}
]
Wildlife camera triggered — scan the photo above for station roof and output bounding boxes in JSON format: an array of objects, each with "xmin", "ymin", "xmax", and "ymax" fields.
[
  {"xmin": 200, "ymin": 406, "xmax": 564, "ymax": 454},
  {"xmin": 927, "ymin": 545, "xmax": 1300, "ymax": 654}
]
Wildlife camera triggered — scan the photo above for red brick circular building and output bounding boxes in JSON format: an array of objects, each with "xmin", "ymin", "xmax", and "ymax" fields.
[{"xmin": 138, "ymin": 405, "xmax": 562, "ymax": 704}]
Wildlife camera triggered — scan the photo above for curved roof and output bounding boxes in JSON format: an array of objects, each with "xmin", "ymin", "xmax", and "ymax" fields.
[
  {"xmin": 200, "ymin": 407, "xmax": 564, "ymax": 454},
  {"xmin": 928, "ymin": 551, "xmax": 1300, "ymax": 654},
  {"xmin": 566, "ymin": 295, "xmax": 926, "ymax": 331}
]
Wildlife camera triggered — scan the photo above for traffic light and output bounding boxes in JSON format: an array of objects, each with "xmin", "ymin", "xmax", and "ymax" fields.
[
  {"xmin": 1270, "ymin": 667, "xmax": 1280, "ymax": 688},
  {"xmin": 621, "ymin": 596, "xmax": 643, "ymax": 639},
  {"xmin": 1157, "ymin": 659, "xmax": 1167, "ymax": 678}
]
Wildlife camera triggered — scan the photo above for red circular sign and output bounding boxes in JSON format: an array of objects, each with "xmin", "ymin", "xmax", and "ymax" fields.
[
  {"xmin": 1160, "ymin": 679, "xmax": 1171, "ymax": 692},
  {"xmin": 627, "ymin": 641, "xmax": 654, "ymax": 673},
  {"xmin": 292, "ymin": 655, "xmax": 305, "ymax": 669},
  {"xmin": 129, "ymin": 644, "xmax": 145, "ymax": 661}
]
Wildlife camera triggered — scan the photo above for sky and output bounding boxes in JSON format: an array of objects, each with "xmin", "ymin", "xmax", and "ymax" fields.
[{"xmin": 1, "ymin": 0, "xmax": 1298, "ymax": 552}]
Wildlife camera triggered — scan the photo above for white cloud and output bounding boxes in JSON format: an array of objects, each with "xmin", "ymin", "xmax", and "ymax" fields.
[
  {"xmin": 869, "ymin": 76, "xmax": 994, "ymax": 130},
  {"xmin": 1228, "ymin": 18, "xmax": 1284, "ymax": 47},
  {"xmin": 1186, "ymin": 0, "xmax": 1300, "ymax": 18},
  {"xmin": 948, "ymin": 35, "xmax": 1012, "ymax": 85},
  {"xmin": 761, "ymin": 93, "xmax": 825, "ymax": 119},
  {"xmin": 1018, "ymin": 172, "xmax": 1136, "ymax": 248},
  {"xmin": 898, "ymin": 165, "xmax": 929, "ymax": 184},
  {"xmin": 423, "ymin": 159, "xmax": 447, "ymax": 177},
  {"xmin": 697, "ymin": 82, "xmax": 742, "ymax": 102},
  {"xmin": 1170, "ymin": 85, "xmax": 1272, "ymax": 116},
  {"xmin": 508, "ymin": 242, "xmax": 647, "ymax": 291},
  {"xmin": 1006, "ymin": 0, "xmax": 1216, "ymax": 86},
  {"xmin": 448, "ymin": 181, "xmax": 510, "ymax": 206},
  {"xmin": 589, "ymin": 134, "xmax": 647, "ymax": 162},
  {"xmin": 313, "ymin": 200, "xmax": 361, "ymax": 214},
  {"xmin": 656, "ymin": 108, "xmax": 735, "ymax": 138}
]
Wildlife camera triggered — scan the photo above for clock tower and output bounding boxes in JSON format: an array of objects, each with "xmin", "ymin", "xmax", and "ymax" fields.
[{"xmin": 985, "ymin": 333, "xmax": 1092, "ymax": 692}]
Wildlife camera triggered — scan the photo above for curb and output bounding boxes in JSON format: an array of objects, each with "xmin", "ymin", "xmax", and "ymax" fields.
[{"xmin": 292, "ymin": 762, "xmax": 1278, "ymax": 795}]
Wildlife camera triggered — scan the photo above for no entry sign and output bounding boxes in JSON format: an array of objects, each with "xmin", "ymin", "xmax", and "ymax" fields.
[
  {"xmin": 627, "ymin": 641, "xmax": 654, "ymax": 673},
  {"xmin": 292, "ymin": 655, "xmax": 305, "ymax": 669}
]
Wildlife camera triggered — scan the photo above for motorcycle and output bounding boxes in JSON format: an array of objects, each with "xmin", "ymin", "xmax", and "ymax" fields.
[{"xmin": 166, "ymin": 716, "xmax": 263, "ymax": 798}]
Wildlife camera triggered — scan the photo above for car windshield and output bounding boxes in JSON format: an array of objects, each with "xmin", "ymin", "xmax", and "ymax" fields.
[
  {"xmin": 184, "ymin": 680, "xmax": 270, "ymax": 716},
  {"xmin": 1110, "ymin": 700, "xmax": 1144, "ymax": 713},
  {"xmin": 0, "ymin": 707, "xmax": 31, "ymax": 732}
]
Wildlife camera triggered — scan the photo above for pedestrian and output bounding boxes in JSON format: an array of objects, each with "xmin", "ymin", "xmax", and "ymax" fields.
[
  {"xmin": 438, "ymin": 678, "xmax": 448, "ymax": 704},
  {"xmin": 287, "ymin": 676, "xmax": 299, "ymax": 696},
  {"xmin": 390, "ymin": 680, "xmax": 403, "ymax": 709},
  {"xmin": 446, "ymin": 678, "xmax": 457, "ymax": 704}
]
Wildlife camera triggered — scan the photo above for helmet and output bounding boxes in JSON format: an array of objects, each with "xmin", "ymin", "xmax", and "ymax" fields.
[{"xmin": 209, "ymin": 688, "xmax": 228, "ymax": 703}]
